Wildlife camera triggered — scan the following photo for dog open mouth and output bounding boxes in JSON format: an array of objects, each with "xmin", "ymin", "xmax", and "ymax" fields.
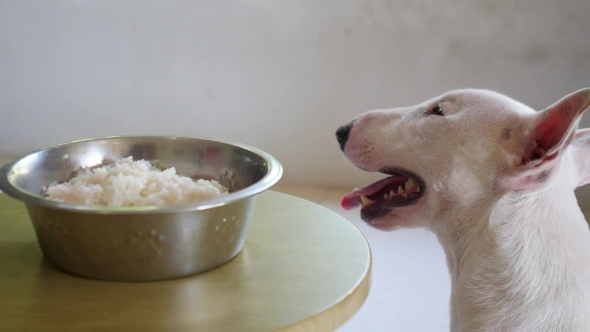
[{"xmin": 342, "ymin": 169, "xmax": 426, "ymax": 221}]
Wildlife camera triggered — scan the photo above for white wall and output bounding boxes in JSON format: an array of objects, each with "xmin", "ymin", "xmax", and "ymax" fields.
[{"xmin": 1, "ymin": 0, "xmax": 589, "ymax": 188}]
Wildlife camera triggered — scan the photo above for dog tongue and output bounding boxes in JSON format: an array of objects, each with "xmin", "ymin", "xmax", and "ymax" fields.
[{"xmin": 341, "ymin": 174, "xmax": 408, "ymax": 210}]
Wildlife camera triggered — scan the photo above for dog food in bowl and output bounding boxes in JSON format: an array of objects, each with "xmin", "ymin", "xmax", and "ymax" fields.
[
  {"xmin": 44, "ymin": 156, "xmax": 228, "ymax": 206},
  {"xmin": 0, "ymin": 135, "xmax": 283, "ymax": 281}
]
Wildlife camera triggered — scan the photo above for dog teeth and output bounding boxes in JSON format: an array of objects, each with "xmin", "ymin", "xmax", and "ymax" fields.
[
  {"xmin": 384, "ymin": 193, "xmax": 389, "ymax": 200},
  {"xmin": 405, "ymin": 179, "xmax": 418, "ymax": 192},
  {"xmin": 397, "ymin": 186, "xmax": 405, "ymax": 195},
  {"xmin": 360, "ymin": 195, "xmax": 374, "ymax": 207}
]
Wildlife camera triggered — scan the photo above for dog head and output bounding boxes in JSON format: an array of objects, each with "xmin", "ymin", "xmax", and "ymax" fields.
[{"xmin": 337, "ymin": 88, "xmax": 590, "ymax": 232}]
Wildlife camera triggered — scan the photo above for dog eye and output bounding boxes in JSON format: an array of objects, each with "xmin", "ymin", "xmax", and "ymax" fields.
[{"xmin": 430, "ymin": 104, "xmax": 444, "ymax": 116}]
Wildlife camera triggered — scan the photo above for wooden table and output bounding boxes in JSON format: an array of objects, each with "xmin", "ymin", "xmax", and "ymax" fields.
[{"xmin": 0, "ymin": 191, "xmax": 371, "ymax": 332}]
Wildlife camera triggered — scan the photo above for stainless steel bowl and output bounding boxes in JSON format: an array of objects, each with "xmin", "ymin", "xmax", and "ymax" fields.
[{"xmin": 0, "ymin": 135, "xmax": 282, "ymax": 282}]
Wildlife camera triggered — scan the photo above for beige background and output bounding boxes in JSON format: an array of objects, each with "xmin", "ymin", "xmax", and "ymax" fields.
[
  {"xmin": 1, "ymin": 0, "xmax": 589, "ymax": 188},
  {"xmin": 2, "ymin": 2, "xmax": 590, "ymax": 330}
]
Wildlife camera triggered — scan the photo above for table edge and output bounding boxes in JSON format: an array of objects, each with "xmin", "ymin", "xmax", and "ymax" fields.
[
  {"xmin": 0, "ymin": 191, "xmax": 374, "ymax": 331},
  {"xmin": 277, "ymin": 239, "xmax": 373, "ymax": 332}
]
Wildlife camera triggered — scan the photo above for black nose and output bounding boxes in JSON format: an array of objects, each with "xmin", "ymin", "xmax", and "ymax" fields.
[{"xmin": 336, "ymin": 120, "xmax": 354, "ymax": 151}]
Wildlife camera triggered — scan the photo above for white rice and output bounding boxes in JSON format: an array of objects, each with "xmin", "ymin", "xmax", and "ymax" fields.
[{"xmin": 45, "ymin": 157, "xmax": 229, "ymax": 206}]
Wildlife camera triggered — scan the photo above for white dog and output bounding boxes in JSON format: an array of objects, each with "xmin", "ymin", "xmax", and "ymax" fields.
[{"xmin": 336, "ymin": 88, "xmax": 590, "ymax": 331}]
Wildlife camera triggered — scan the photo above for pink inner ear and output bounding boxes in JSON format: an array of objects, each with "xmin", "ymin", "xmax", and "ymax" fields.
[
  {"xmin": 531, "ymin": 147, "xmax": 546, "ymax": 161},
  {"xmin": 535, "ymin": 109, "xmax": 571, "ymax": 153},
  {"xmin": 534, "ymin": 89, "xmax": 590, "ymax": 156},
  {"xmin": 503, "ymin": 88, "xmax": 590, "ymax": 191}
]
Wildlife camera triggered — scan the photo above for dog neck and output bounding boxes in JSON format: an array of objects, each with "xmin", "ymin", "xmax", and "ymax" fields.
[{"xmin": 435, "ymin": 151, "xmax": 590, "ymax": 331}]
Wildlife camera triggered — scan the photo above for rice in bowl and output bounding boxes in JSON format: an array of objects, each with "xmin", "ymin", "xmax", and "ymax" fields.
[{"xmin": 44, "ymin": 157, "xmax": 229, "ymax": 206}]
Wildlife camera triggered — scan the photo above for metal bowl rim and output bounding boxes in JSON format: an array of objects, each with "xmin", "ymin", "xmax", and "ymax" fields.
[{"xmin": 0, "ymin": 135, "xmax": 283, "ymax": 214}]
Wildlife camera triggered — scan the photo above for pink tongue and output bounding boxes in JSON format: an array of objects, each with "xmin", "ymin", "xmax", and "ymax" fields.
[{"xmin": 341, "ymin": 174, "xmax": 408, "ymax": 210}]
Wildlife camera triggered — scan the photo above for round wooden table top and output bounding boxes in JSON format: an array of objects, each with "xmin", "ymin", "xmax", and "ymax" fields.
[{"xmin": 0, "ymin": 191, "xmax": 371, "ymax": 332}]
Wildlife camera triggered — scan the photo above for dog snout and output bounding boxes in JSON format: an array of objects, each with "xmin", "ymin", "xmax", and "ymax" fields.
[{"xmin": 336, "ymin": 120, "xmax": 355, "ymax": 151}]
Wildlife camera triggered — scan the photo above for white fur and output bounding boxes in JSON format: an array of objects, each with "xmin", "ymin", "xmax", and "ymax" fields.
[{"xmin": 340, "ymin": 88, "xmax": 590, "ymax": 331}]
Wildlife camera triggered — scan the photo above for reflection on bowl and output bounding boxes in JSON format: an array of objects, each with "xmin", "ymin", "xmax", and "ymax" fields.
[{"xmin": 0, "ymin": 135, "xmax": 282, "ymax": 282}]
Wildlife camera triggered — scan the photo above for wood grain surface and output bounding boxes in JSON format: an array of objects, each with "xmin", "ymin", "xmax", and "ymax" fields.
[{"xmin": 0, "ymin": 191, "xmax": 371, "ymax": 332}]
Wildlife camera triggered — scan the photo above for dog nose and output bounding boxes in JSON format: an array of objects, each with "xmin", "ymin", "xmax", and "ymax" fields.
[{"xmin": 336, "ymin": 120, "xmax": 354, "ymax": 151}]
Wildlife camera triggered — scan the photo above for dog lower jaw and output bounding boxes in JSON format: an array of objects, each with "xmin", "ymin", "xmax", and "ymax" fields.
[
  {"xmin": 363, "ymin": 214, "xmax": 402, "ymax": 231},
  {"xmin": 360, "ymin": 205, "xmax": 390, "ymax": 223},
  {"xmin": 343, "ymin": 168, "xmax": 426, "ymax": 213},
  {"xmin": 359, "ymin": 191, "xmax": 424, "ymax": 227}
]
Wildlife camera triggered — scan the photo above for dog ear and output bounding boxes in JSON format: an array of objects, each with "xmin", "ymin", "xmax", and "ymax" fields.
[
  {"xmin": 570, "ymin": 128, "xmax": 590, "ymax": 187},
  {"xmin": 499, "ymin": 88, "xmax": 590, "ymax": 191}
]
